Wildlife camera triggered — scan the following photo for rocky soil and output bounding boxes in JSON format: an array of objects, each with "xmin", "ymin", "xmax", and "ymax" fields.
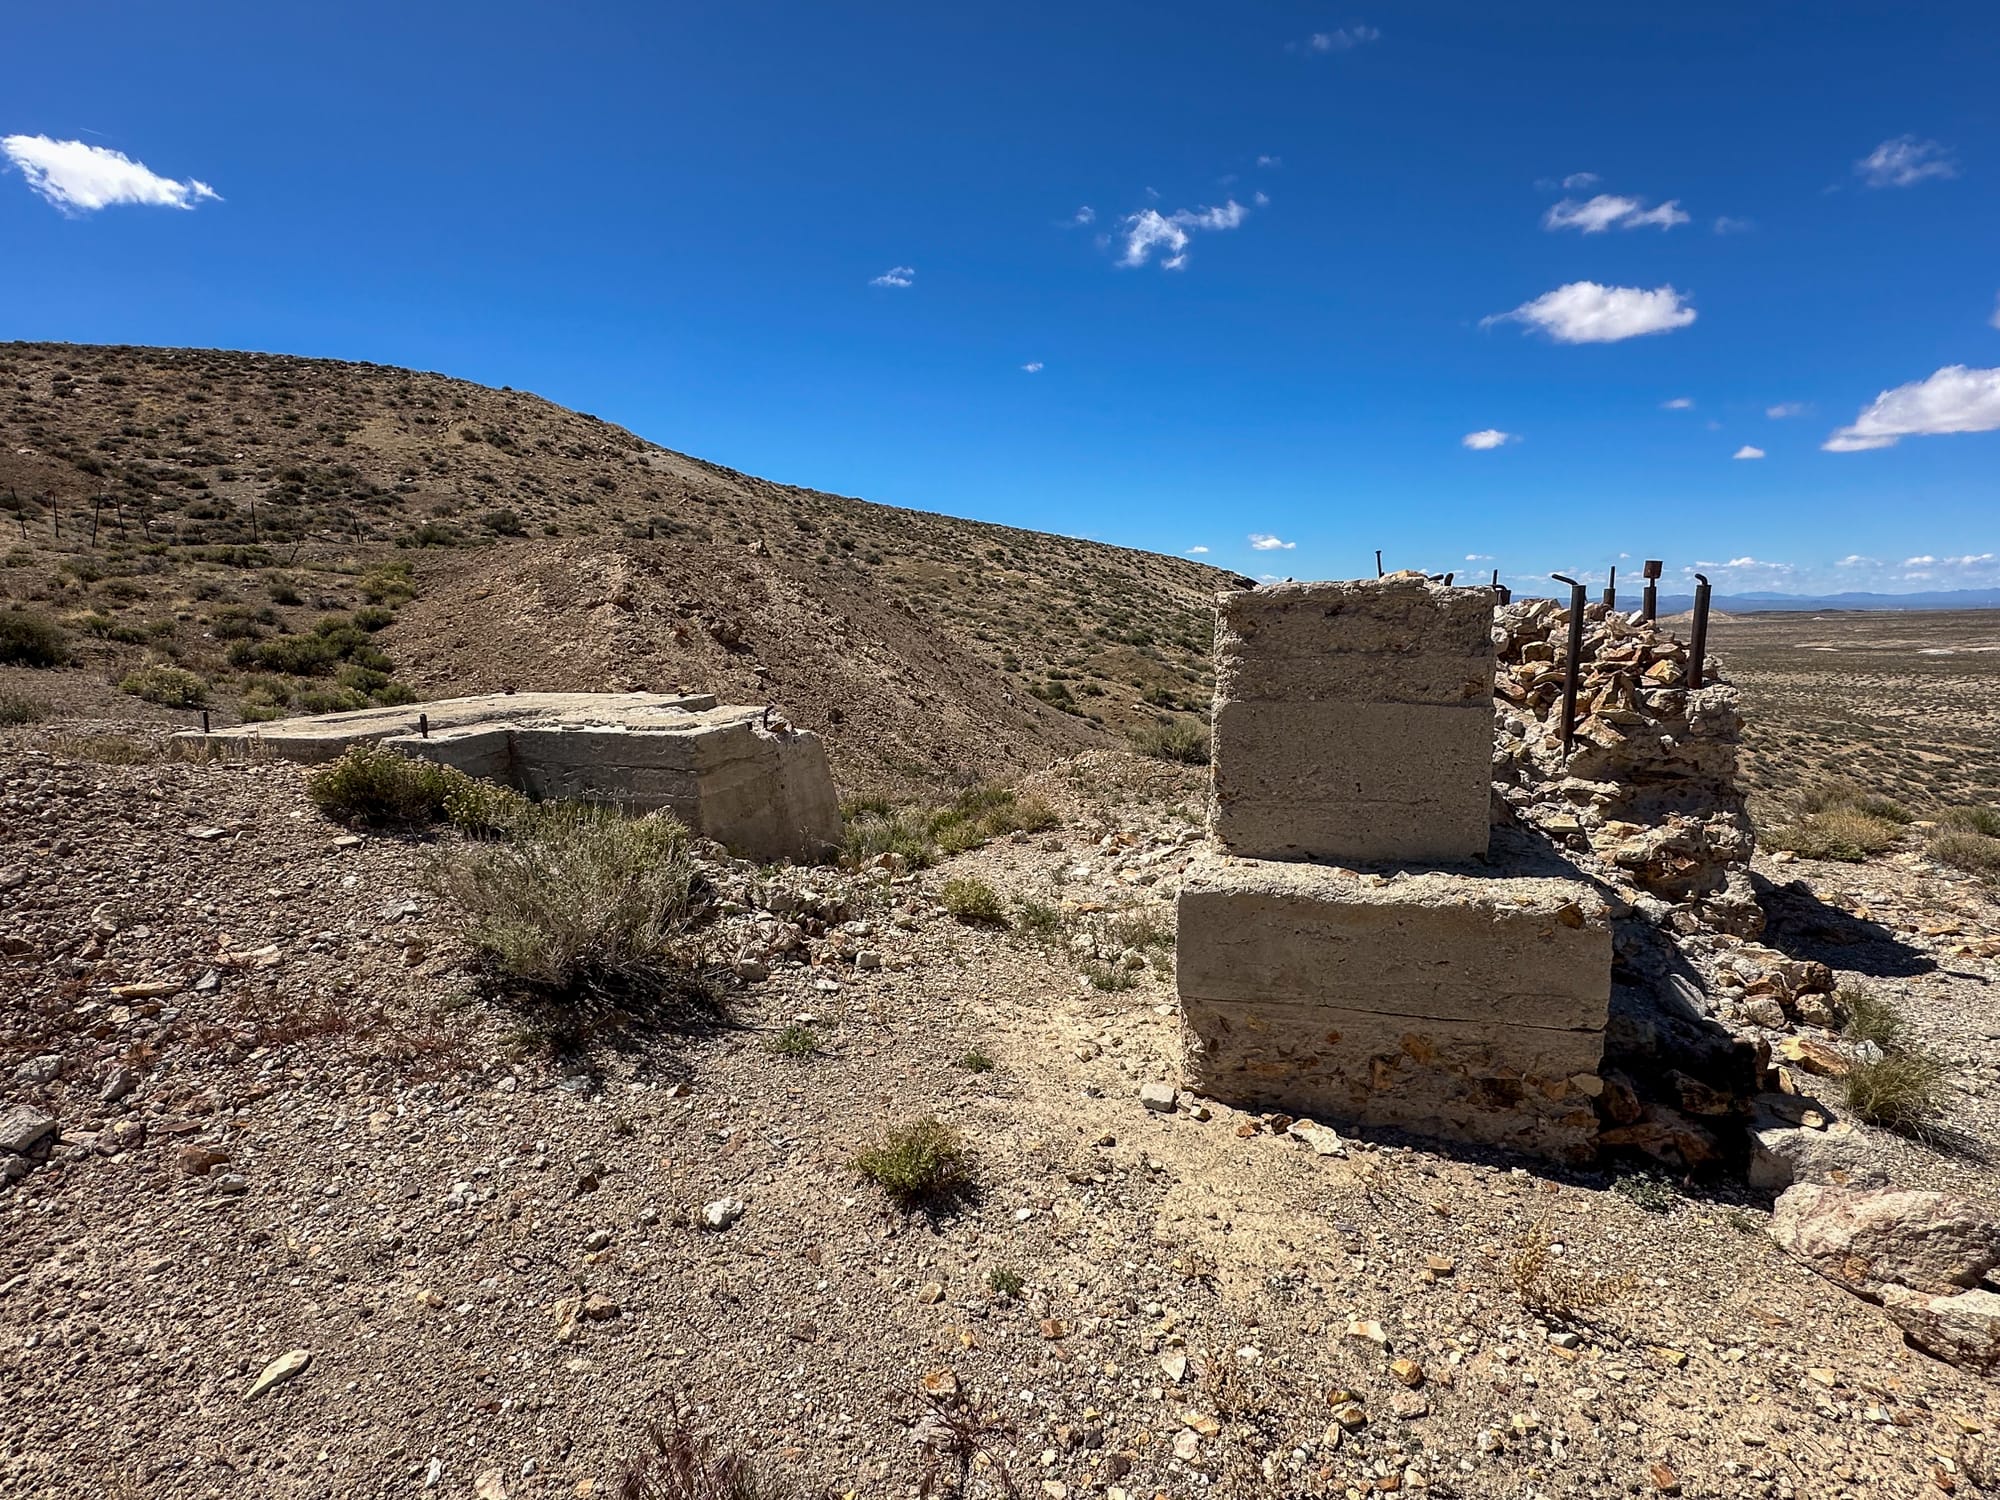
[{"xmin": 3, "ymin": 723, "xmax": 1998, "ymax": 1499}]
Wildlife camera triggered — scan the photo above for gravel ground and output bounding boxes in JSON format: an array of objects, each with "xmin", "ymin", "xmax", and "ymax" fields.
[{"xmin": 2, "ymin": 727, "xmax": 1997, "ymax": 1499}]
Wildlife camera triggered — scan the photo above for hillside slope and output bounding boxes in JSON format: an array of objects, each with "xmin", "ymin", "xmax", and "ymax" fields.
[{"xmin": 0, "ymin": 342, "xmax": 1241, "ymax": 789}]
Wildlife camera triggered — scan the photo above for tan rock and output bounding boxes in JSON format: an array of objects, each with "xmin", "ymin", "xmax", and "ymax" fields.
[{"xmin": 1770, "ymin": 1185, "xmax": 2000, "ymax": 1298}]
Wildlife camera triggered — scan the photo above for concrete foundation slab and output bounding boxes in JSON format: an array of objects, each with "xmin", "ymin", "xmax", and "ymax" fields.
[
  {"xmin": 186, "ymin": 692, "xmax": 840, "ymax": 863},
  {"xmin": 1177, "ymin": 843, "xmax": 1612, "ymax": 1161},
  {"xmin": 1209, "ymin": 577, "xmax": 1495, "ymax": 863}
]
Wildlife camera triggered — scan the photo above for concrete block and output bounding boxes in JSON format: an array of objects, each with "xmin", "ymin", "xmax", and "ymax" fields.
[
  {"xmin": 184, "ymin": 692, "xmax": 839, "ymax": 863},
  {"xmin": 1210, "ymin": 578, "xmax": 1495, "ymax": 863},
  {"xmin": 1176, "ymin": 848, "xmax": 1612, "ymax": 1161}
]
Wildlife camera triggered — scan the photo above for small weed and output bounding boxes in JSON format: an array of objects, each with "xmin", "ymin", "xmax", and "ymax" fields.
[
  {"xmin": 613, "ymin": 1408, "xmax": 809, "ymax": 1500},
  {"xmin": 769, "ymin": 1023, "xmax": 820, "ymax": 1059},
  {"xmin": 955, "ymin": 1049, "xmax": 995, "ymax": 1074},
  {"xmin": 1013, "ymin": 898, "xmax": 1066, "ymax": 940},
  {"xmin": 1611, "ymin": 1172, "xmax": 1679, "ymax": 1213},
  {"xmin": 1722, "ymin": 1208, "xmax": 1764, "ymax": 1235},
  {"xmin": 987, "ymin": 1265, "xmax": 1025, "ymax": 1299},
  {"xmin": 940, "ymin": 876, "xmax": 1007, "ymax": 925},
  {"xmin": 1506, "ymin": 1221, "xmax": 1638, "ymax": 1324},
  {"xmin": 1081, "ymin": 960, "xmax": 1138, "ymax": 993},
  {"xmin": 852, "ymin": 1117, "xmax": 972, "ymax": 1207}
]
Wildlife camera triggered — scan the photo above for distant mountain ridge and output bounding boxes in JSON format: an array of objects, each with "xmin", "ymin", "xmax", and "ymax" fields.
[{"xmin": 1649, "ymin": 588, "xmax": 2000, "ymax": 614}]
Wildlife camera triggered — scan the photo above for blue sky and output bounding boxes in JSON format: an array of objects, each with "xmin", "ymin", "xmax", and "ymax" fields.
[{"xmin": 5, "ymin": 1, "xmax": 1998, "ymax": 596}]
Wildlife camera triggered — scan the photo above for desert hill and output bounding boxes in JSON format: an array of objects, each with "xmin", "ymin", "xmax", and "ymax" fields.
[{"xmin": 0, "ymin": 341, "xmax": 1240, "ymax": 789}]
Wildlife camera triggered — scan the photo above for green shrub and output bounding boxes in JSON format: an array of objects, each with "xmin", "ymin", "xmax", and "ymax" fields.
[
  {"xmin": 296, "ymin": 685, "xmax": 370, "ymax": 714},
  {"xmin": 988, "ymin": 1265, "xmax": 1025, "ymax": 1298},
  {"xmin": 266, "ymin": 575, "xmax": 304, "ymax": 606},
  {"xmin": 440, "ymin": 775, "xmax": 531, "ymax": 838},
  {"xmin": 940, "ymin": 876, "xmax": 1007, "ymax": 924},
  {"xmin": 1082, "ymin": 960, "xmax": 1138, "ymax": 992},
  {"xmin": 1014, "ymin": 899, "xmax": 1066, "ymax": 940},
  {"xmin": 307, "ymin": 743, "xmax": 459, "ymax": 828},
  {"xmin": 358, "ymin": 561, "xmax": 416, "ymax": 605},
  {"xmin": 1130, "ymin": 718, "xmax": 1211, "ymax": 765},
  {"xmin": 956, "ymin": 1049, "xmax": 995, "ymax": 1073},
  {"xmin": 0, "ymin": 692, "xmax": 50, "ymax": 725},
  {"xmin": 0, "ymin": 610, "xmax": 67, "ymax": 668},
  {"xmin": 1795, "ymin": 779, "xmax": 1913, "ymax": 824},
  {"xmin": 352, "ymin": 605, "xmax": 395, "ymax": 631},
  {"xmin": 119, "ymin": 664, "xmax": 208, "ymax": 708},
  {"xmin": 851, "ymin": 1118, "xmax": 972, "ymax": 1206},
  {"xmin": 431, "ymin": 804, "xmax": 703, "ymax": 1001},
  {"xmin": 769, "ymin": 1023, "xmax": 820, "ymax": 1059},
  {"xmin": 1928, "ymin": 829, "xmax": 2000, "ymax": 880}
]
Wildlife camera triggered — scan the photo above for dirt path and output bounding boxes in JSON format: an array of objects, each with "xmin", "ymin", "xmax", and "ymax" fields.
[{"xmin": 2, "ymin": 739, "xmax": 1997, "ymax": 1498}]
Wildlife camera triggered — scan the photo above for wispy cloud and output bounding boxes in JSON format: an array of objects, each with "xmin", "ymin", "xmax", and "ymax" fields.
[
  {"xmin": 1487, "ymin": 282, "xmax": 1696, "ymax": 344},
  {"xmin": 1020, "ymin": 361, "xmax": 1043, "ymax": 373},
  {"xmin": 869, "ymin": 266, "xmax": 915, "ymax": 288},
  {"xmin": 1732, "ymin": 445, "xmax": 1765, "ymax": 460},
  {"xmin": 1461, "ymin": 429, "xmax": 1516, "ymax": 450},
  {"xmin": 1248, "ymin": 533, "xmax": 1295, "ymax": 551},
  {"xmin": 1186, "ymin": 545, "xmax": 1210, "ymax": 554},
  {"xmin": 1856, "ymin": 135, "xmax": 1957, "ymax": 189},
  {"xmin": 1465, "ymin": 552, "xmax": 1495, "ymax": 561},
  {"xmin": 1070, "ymin": 206, "xmax": 1095, "ymax": 226},
  {"xmin": 1766, "ymin": 402, "xmax": 1807, "ymax": 419},
  {"xmin": 1117, "ymin": 197, "xmax": 1251, "ymax": 270},
  {"xmin": 1256, "ymin": 154, "xmax": 1281, "ymax": 168},
  {"xmin": 1561, "ymin": 171, "xmax": 1599, "ymax": 190},
  {"xmin": 1824, "ymin": 365, "xmax": 2000, "ymax": 451},
  {"xmin": 1297, "ymin": 25, "xmax": 1380, "ymax": 52},
  {"xmin": 1543, "ymin": 193, "xmax": 1689, "ymax": 233},
  {"xmin": 1836, "ymin": 554, "xmax": 1880, "ymax": 568},
  {"xmin": 1661, "ymin": 397, "xmax": 1695, "ymax": 410},
  {"xmin": 1713, "ymin": 215, "xmax": 1754, "ymax": 235},
  {"xmin": 3, "ymin": 134, "xmax": 219, "ymax": 214}
]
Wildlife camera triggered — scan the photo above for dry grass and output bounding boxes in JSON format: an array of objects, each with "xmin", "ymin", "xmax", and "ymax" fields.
[
  {"xmin": 1844, "ymin": 1048, "xmax": 1948, "ymax": 1138},
  {"xmin": 940, "ymin": 876, "xmax": 1007, "ymax": 925},
  {"xmin": 614, "ymin": 1410, "xmax": 817, "ymax": 1500},
  {"xmin": 842, "ymin": 784, "xmax": 1059, "ymax": 870},
  {"xmin": 1839, "ymin": 984, "xmax": 1904, "ymax": 1049},
  {"xmin": 1927, "ymin": 828, "xmax": 2000, "ymax": 880},
  {"xmin": 1129, "ymin": 717, "xmax": 1210, "ymax": 765},
  {"xmin": 1764, "ymin": 798, "xmax": 1908, "ymax": 863}
]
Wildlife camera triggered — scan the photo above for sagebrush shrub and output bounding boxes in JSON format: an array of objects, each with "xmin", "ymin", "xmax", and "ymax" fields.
[{"xmin": 0, "ymin": 610, "xmax": 67, "ymax": 668}]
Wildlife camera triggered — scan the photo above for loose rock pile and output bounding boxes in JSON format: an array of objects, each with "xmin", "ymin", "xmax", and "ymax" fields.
[{"xmin": 1491, "ymin": 598, "xmax": 1757, "ymax": 931}]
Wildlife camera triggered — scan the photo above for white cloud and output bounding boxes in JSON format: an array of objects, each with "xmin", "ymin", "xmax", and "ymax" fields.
[
  {"xmin": 1824, "ymin": 365, "xmax": 2000, "ymax": 451},
  {"xmin": 1253, "ymin": 190, "xmax": 1270, "ymax": 207},
  {"xmin": 1303, "ymin": 25, "xmax": 1380, "ymax": 51},
  {"xmin": 869, "ymin": 266, "xmax": 915, "ymax": 288},
  {"xmin": 1461, "ymin": 428, "xmax": 1516, "ymax": 450},
  {"xmin": 1766, "ymin": 402, "xmax": 1807, "ymax": 418},
  {"xmin": 1713, "ymin": 215, "xmax": 1754, "ymax": 235},
  {"xmin": 1186, "ymin": 545, "xmax": 1210, "ymax": 554},
  {"xmin": 1661, "ymin": 397, "xmax": 1695, "ymax": 410},
  {"xmin": 1248, "ymin": 533, "xmax": 1295, "ymax": 551},
  {"xmin": 2, "ymin": 134, "xmax": 219, "ymax": 214},
  {"xmin": 1542, "ymin": 193, "xmax": 1689, "ymax": 233},
  {"xmin": 1465, "ymin": 553, "xmax": 1494, "ymax": 561},
  {"xmin": 1561, "ymin": 171, "xmax": 1600, "ymax": 190},
  {"xmin": 1488, "ymin": 282, "xmax": 1696, "ymax": 344},
  {"xmin": 1904, "ymin": 553, "xmax": 1993, "ymax": 568},
  {"xmin": 1117, "ymin": 197, "xmax": 1249, "ymax": 270},
  {"xmin": 1071, "ymin": 206, "xmax": 1095, "ymax": 226},
  {"xmin": 1836, "ymin": 554, "xmax": 1880, "ymax": 568},
  {"xmin": 1020, "ymin": 361, "xmax": 1043, "ymax": 373},
  {"xmin": 1256, "ymin": 155, "xmax": 1281, "ymax": 168},
  {"xmin": 1856, "ymin": 135, "xmax": 1957, "ymax": 189},
  {"xmin": 1732, "ymin": 445, "xmax": 1765, "ymax": 460}
]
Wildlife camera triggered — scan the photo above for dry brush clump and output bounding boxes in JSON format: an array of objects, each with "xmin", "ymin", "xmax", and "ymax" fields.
[
  {"xmin": 614, "ymin": 1409, "xmax": 824, "ymax": 1500},
  {"xmin": 0, "ymin": 609, "xmax": 68, "ymax": 668},
  {"xmin": 1839, "ymin": 986, "xmax": 1949, "ymax": 1139},
  {"xmin": 1763, "ymin": 778, "xmax": 1913, "ymax": 862},
  {"xmin": 1506, "ymin": 1221, "xmax": 1639, "ymax": 1326},
  {"xmin": 432, "ymin": 802, "xmax": 710, "ymax": 1008},
  {"xmin": 841, "ymin": 783, "xmax": 1059, "ymax": 869}
]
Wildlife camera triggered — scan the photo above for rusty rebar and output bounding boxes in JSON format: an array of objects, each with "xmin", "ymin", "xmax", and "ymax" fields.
[
  {"xmin": 1602, "ymin": 564, "xmax": 1617, "ymax": 612},
  {"xmin": 1641, "ymin": 559, "xmax": 1662, "ymax": 623},
  {"xmin": 1688, "ymin": 573, "xmax": 1712, "ymax": 689},
  {"xmin": 1550, "ymin": 574, "xmax": 1587, "ymax": 755}
]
